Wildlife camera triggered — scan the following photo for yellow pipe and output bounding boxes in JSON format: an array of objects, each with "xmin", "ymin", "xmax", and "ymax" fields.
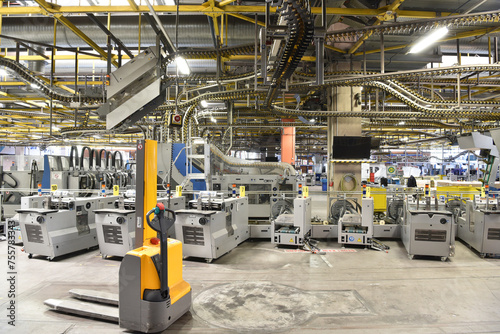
[
  {"xmin": 349, "ymin": 0, "xmax": 406, "ymax": 54},
  {"xmin": 219, "ymin": 0, "xmax": 237, "ymax": 6},
  {"xmin": 0, "ymin": 5, "xmax": 451, "ymax": 18},
  {"xmin": 325, "ymin": 45, "xmax": 347, "ymax": 54},
  {"xmin": 227, "ymin": 13, "xmax": 265, "ymax": 27},
  {"xmin": 127, "ymin": 0, "xmax": 139, "ymax": 11}
]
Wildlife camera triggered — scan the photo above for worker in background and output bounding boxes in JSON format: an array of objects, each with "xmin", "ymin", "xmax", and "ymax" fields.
[
  {"xmin": 407, "ymin": 175, "xmax": 417, "ymax": 187},
  {"xmin": 380, "ymin": 177, "xmax": 388, "ymax": 187}
]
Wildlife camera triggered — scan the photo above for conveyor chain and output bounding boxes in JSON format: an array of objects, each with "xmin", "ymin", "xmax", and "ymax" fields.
[
  {"xmin": 0, "ymin": 56, "xmax": 103, "ymax": 104},
  {"xmin": 164, "ymin": 44, "xmax": 255, "ymax": 63},
  {"xmin": 265, "ymin": 0, "xmax": 314, "ymax": 107},
  {"xmin": 326, "ymin": 10, "xmax": 500, "ymax": 43}
]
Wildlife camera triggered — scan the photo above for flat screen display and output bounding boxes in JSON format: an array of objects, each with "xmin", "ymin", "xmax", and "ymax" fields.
[{"xmin": 332, "ymin": 136, "xmax": 372, "ymax": 159}]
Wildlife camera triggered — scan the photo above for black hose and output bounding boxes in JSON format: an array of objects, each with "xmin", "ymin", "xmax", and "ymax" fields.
[
  {"xmin": 79, "ymin": 146, "xmax": 92, "ymax": 170},
  {"xmin": 106, "ymin": 151, "xmax": 113, "ymax": 170},
  {"xmin": 2, "ymin": 172, "xmax": 18, "ymax": 188},
  {"xmin": 29, "ymin": 160, "xmax": 38, "ymax": 195},
  {"xmin": 97, "ymin": 148, "xmax": 107, "ymax": 168},
  {"xmin": 112, "ymin": 151, "xmax": 123, "ymax": 169},
  {"xmin": 89, "ymin": 149, "xmax": 98, "ymax": 170},
  {"xmin": 69, "ymin": 146, "xmax": 79, "ymax": 170}
]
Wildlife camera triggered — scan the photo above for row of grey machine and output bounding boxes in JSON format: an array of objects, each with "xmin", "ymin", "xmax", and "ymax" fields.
[
  {"xmin": 94, "ymin": 192, "xmax": 185, "ymax": 259},
  {"xmin": 17, "ymin": 194, "xmax": 121, "ymax": 260},
  {"xmin": 311, "ymin": 187, "xmax": 500, "ymax": 260},
  {"xmin": 1, "ymin": 146, "xmax": 132, "ymax": 219}
]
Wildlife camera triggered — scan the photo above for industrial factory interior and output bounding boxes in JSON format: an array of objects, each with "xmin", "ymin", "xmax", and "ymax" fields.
[{"xmin": 1, "ymin": 0, "xmax": 500, "ymax": 333}]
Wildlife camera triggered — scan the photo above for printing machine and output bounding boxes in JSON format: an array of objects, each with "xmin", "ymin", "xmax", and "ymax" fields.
[
  {"xmin": 401, "ymin": 195, "xmax": 455, "ymax": 261},
  {"xmin": 271, "ymin": 196, "xmax": 312, "ymax": 246},
  {"xmin": 211, "ymin": 174, "xmax": 298, "ymax": 220},
  {"xmin": 17, "ymin": 194, "xmax": 120, "ymax": 260},
  {"xmin": 457, "ymin": 197, "xmax": 500, "ymax": 258},
  {"xmin": 94, "ymin": 195, "xmax": 185, "ymax": 258},
  {"xmin": 338, "ymin": 198, "xmax": 374, "ymax": 247},
  {"xmin": 174, "ymin": 192, "xmax": 249, "ymax": 262}
]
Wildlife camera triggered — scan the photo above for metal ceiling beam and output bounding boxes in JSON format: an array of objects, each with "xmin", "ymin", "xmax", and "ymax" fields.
[
  {"xmin": 127, "ymin": 0, "xmax": 139, "ymax": 11},
  {"xmin": 86, "ymin": 14, "xmax": 134, "ymax": 59},
  {"xmin": 352, "ymin": 26, "xmax": 500, "ymax": 56},
  {"xmin": 227, "ymin": 13, "xmax": 265, "ymax": 27},
  {"xmin": 0, "ymin": 5, "xmax": 452, "ymax": 18},
  {"xmin": 33, "ymin": 0, "xmax": 118, "ymax": 67},
  {"xmin": 348, "ymin": 0, "xmax": 406, "ymax": 55}
]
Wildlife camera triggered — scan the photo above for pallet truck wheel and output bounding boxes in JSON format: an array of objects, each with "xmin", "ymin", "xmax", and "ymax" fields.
[
  {"xmin": 28, "ymin": 253, "xmax": 33, "ymax": 259},
  {"xmin": 440, "ymin": 257, "xmax": 447, "ymax": 262},
  {"xmin": 102, "ymin": 255, "xmax": 107, "ymax": 259},
  {"xmin": 480, "ymin": 253, "xmax": 486, "ymax": 259},
  {"xmin": 48, "ymin": 257, "xmax": 54, "ymax": 261},
  {"xmin": 206, "ymin": 259, "xmax": 213, "ymax": 263},
  {"xmin": 408, "ymin": 254, "xmax": 414, "ymax": 260}
]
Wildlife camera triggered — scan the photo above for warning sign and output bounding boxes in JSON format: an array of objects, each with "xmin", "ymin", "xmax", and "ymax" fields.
[
  {"xmin": 289, "ymin": 238, "xmax": 294, "ymax": 243},
  {"xmin": 170, "ymin": 114, "xmax": 182, "ymax": 127}
]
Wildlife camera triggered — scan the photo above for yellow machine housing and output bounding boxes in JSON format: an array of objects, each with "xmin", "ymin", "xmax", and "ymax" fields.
[{"xmin": 119, "ymin": 238, "xmax": 192, "ymax": 333}]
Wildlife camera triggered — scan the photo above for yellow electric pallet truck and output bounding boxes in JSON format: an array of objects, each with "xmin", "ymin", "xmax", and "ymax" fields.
[{"xmin": 45, "ymin": 203, "xmax": 192, "ymax": 333}]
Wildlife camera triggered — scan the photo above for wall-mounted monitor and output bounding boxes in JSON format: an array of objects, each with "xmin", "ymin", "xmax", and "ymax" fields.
[{"xmin": 332, "ymin": 136, "xmax": 372, "ymax": 159}]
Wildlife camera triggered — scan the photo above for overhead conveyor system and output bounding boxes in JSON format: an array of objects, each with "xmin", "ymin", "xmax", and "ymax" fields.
[{"xmin": 0, "ymin": 1, "xmax": 497, "ymax": 150}]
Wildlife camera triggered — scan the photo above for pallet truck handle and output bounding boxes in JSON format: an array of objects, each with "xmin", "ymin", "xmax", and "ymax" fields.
[{"xmin": 146, "ymin": 203, "xmax": 176, "ymax": 300}]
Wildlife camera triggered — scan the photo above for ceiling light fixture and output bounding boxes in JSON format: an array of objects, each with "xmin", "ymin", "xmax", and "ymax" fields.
[
  {"xmin": 175, "ymin": 56, "xmax": 190, "ymax": 75},
  {"xmin": 409, "ymin": 27, "xmax": 448, "ymax": 54},
  {"xmin": 200, "ymin": 100, "xmax": 208, "ymax": 108},
  {"xmin": 31, "ymin": 83, "xmax": 40, "ymax": 89}
]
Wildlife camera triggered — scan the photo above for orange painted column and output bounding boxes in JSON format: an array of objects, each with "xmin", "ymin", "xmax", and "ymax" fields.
[{"xmin": 281, "ymin": 119, "xmax": 295, "ymax": 165}]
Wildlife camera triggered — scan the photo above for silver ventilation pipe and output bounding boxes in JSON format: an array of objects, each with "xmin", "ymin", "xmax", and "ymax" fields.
[{"xmin": 1, "ymin": 16, "xmax": 256, "ymax": 48}]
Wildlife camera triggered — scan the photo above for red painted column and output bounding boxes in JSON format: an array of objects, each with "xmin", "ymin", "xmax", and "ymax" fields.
[{"xmin": 281, "ymin": 119, "xmax": 295, "ymax": 165}]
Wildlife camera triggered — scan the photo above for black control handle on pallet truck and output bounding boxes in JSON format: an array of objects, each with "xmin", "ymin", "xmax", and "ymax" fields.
[{"xmin": 146, "ymin": 203, "xmax": 176, "ymax": 300}]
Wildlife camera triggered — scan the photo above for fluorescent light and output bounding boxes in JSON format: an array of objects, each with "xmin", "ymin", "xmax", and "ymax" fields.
[
  {"xmin": 211, "ymin": 116, "xmax": 217, "ymax": 123},
  {"xmin": 0, "ymin": 69, "xmax": 6, "ymax": 76},
  {"xmin": 200, "ymin": 100, "xmax": 208, "ymax": 108},
  {"xmin": 52, "ymin": 125, "xmax": 60, "ymax": 131},
  {"xmin": 310, "ymin": 118, "xmax": 315, "ymax": 123},
  {"xmin": 175, "ymin": 56, "xmax": 190, "ymax": 75},
  {"xmin": 31, "ymin": 83, "xmax": 40, "ymax": 89},
  {"xmin": 409, "ymin": 27, "xmax": 448, "ymax": 53},
  {"xmin": 398, "ymin": 121, "xmax": 405, "ymax": 125}
]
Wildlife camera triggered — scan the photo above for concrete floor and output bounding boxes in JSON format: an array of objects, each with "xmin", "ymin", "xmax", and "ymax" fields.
[{"xmin": 1, "ymin": 188, "xmax": 500, "ymax": 333}]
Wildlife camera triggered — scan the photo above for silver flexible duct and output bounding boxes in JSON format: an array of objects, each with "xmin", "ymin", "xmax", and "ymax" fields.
[
  {"xmin": 1, "ymin": 16, "xmax": 255, "ymax": 48},
  {"xmin": 209, "ymin": 144, "xmax": 297, "ymax": 176}
]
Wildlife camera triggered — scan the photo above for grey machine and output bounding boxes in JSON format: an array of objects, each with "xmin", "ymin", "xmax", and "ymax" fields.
[
  {"xmin": 174, "ymin": 192, "xmax": 249, "ymax": 262},
  {"xmin": 401, "ymin": 196, "xmax": 455, "ymax": 261},
  {"xmin": 457, "ymin": 198, "xmax": 500, "ymax": 258},
  {"xmin": 94, "ymin": 195, "xmax": 185, "ymax": 258},
  {"xmin": 338, "ymin": 198, "xmax": 374, "ymax": 247},
  {"xmin": 17, "ymin": 194, "xmax": 119, "ymax": 260},
  {"xmin": 272, "ymin": 197, "xmax": 312, "ymax": 246}
]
